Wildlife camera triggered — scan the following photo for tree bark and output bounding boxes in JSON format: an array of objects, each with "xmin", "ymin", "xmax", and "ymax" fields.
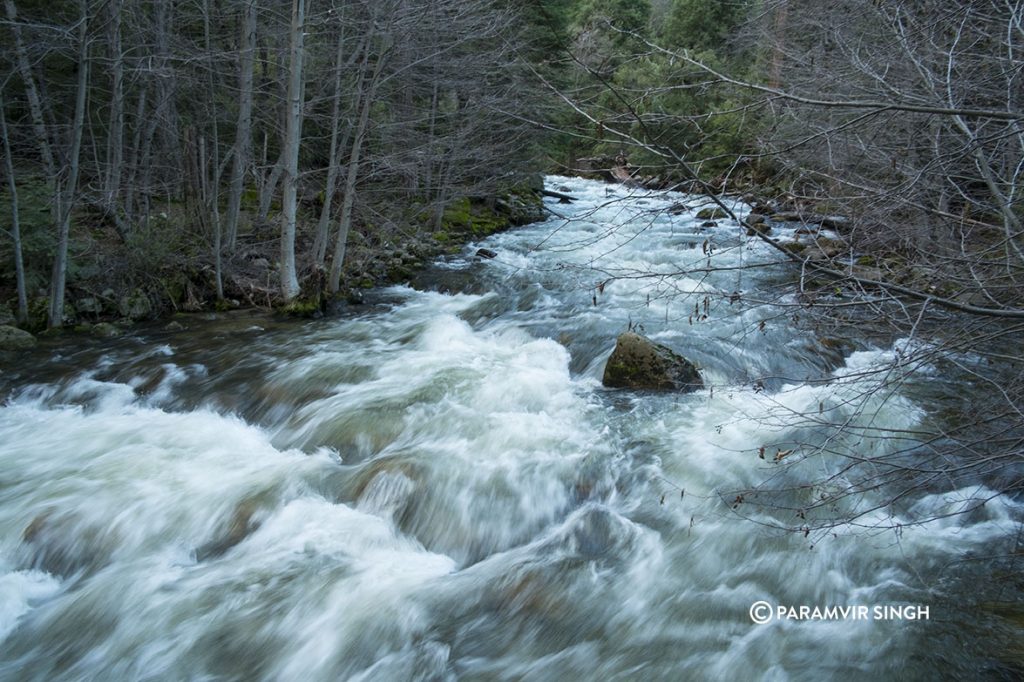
[
  {"xmin": 225, "ymin": 0, "xmax": 257, "ymax": 251},
  {"xmin": 3, "ymin": 0, "xmax": 55, "ymax": 177},
  {"xmin": 103, "ymin": 0, "xmax": 125, "ymax": 232},
  {"xmin": 328, "ymin": 46, "xmax": 389, "ymax": 294},
  {"xmin": 279, "ymin": 0, "xmax": 306, "ymax": 302},
  {"xmin": 48, "ymin": 0, "xmax": 89, "ymax": 328},
  {"xmin": 0, "ymin": 92, "xmax": 28, "ymax": 323},
  {"xmin": 314, "ymin": 32, "xmax": 363, "ymax": 266}
]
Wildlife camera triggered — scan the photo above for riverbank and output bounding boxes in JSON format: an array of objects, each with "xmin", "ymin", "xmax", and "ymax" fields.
[{"xmin": 0, "ymin": 182, "xmax": 544, "ymax": 347}]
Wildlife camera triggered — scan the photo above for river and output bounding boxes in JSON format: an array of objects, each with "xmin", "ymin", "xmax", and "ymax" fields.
[{"xmin": 0, "ymin": 176, "xmax": 1021, "ymax": 680}]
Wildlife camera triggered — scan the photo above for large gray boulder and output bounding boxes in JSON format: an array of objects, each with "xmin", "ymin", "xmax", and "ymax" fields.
[
  {"xmin": 602, "ymin": 332, "xmax": 702, "ymax": 391},
  {"xmin": 0, "ymin": 325, "xmax": 37, "ymax": 350}
]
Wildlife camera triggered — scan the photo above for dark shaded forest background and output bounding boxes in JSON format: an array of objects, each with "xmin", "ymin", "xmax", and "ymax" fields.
[{"xmin": 1, "ymin": 0, "xmax": 1021, "ymax": 332}]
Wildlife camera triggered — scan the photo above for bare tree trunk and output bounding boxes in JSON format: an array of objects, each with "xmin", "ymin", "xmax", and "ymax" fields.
[
  {"xmin": 203, "ymin": 0, "xmax": 224, "ymax": 299},
  {"xmin": 3, "ymin": 0, "xmax": 55, "ymax": 177},
  {"xmin": 279, "ymin": 0, "xmax": 306, "ymax": 302},
  {"xmin": 257, "ymin": 45, "xmax": 289, "ymax": 223},
  {"xmin": 123, "ymin": 83, "xmax": 148, "ymax": 227},
  {"xmin": 313, "ymin": 31, "xmax": 361, "ymax": 266},
  {"xmin": 225, "ymin": 0, "xmax": 257, "ymax": 251},
  {"xmin": 0, "ymin": 92, "xmax": 28, "ymax": 323},
  {"xmin": 328, "ymin": 49, "xmax": 388, "ymax": 294},
  {"xmin": 103, "ymin": 0, "xmax": 125, "ymax": 233},
  {"xmin": 138, "ymin": 0, "xmax": 175, "ymax": 225},
  {"xmin": 48, "ymin": 0, "xmax": 90, "ymax": 329}
]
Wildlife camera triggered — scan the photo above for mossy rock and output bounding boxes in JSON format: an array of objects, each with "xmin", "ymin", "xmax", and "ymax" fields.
[
  {"xmin": 0, "ymin": 325, "xmax": 37, "ymax": 350},
  {"xmin": 780, "ymin": 241, "xmax": 808, "ymax": 255},
  {"xmin": 602, "ymin": 332, "xmax": 702, "ymax": 392},
  {"xmin": 696, "ymin": 207, "xmax": 729, "ymax": 220},
  {"xmin": 814, "ymin": 238, "xmax": 847, "ymax": 258},
  {"xmin": 280, "ymin": 298, "xmax": 321, "ymax": 317},
  {"xmin": 0, "ymin": 303, "xmax": 16, "ymax": 326},
  {"xmin": 91, "ymin": 322, "xmax": 123, "ymax": 338}
]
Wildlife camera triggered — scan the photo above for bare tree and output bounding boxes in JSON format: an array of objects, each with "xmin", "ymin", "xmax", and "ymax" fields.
[
  {"xmin": 279, "ymin": 0, "xmax": 307, "ymax": 302},
  {"xmin": 47, "ymin": 0, "xmax": 90, "ymax": 329},
  {"xmin": 225, "ymin": 0, "xmax": 258, "ymax": 252},
  {"xmin": 0, "ymin": 90, "xmax": 27, "ymax": 323}
]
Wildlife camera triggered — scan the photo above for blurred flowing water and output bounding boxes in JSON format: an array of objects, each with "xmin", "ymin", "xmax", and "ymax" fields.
[{"xmin": 0, "ymin": 177, "xmax": 1021, "ymax": 680}]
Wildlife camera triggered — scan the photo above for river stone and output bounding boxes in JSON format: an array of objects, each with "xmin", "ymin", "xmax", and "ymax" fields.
[
  {"xmin": 119, "ymin": 289, "xmax": 152, "ymax": 320},
  {"xmin": 0, "ymin": 325, "xmax": 36, "ymax": 350},
  {"xmin": 91, "ymin": 322, "xmax": 123, "ymax": 338},
  {"xmin": 602, "ymin": 332, "xmax": 702, "ymax": 391},
  {"xmin": 696, "ymin": 207, "xmax": 728, "ymax": 220}
]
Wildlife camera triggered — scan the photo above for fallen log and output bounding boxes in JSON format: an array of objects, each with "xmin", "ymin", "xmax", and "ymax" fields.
[{"xmin": 541, "ymin": 188, "xmax": 578, "ymax": 202}]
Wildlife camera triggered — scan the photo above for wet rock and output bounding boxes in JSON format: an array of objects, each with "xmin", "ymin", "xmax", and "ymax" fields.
[
  {"xmin": 771, "ymin": 211, "xmax": 803, "ymax": 222},
  {"xmin": 475, "ymin": 248, "xmax": 498, "ymax": 259},
  {"xmin": 195, "ymin": 496, "xmax": 266, "ymax": 562},
  {"xmin": 75, "ymin": 297, "xmax": 103, "ymax": 315},
  {"xmin": 747, "ymin": 213, "xmax": 767, "ymax": 225},
  {"xmin": 0, "ymin": 325, "xmax": 36, "ymax": 350},
  {"xmin": 814, "ymin": 237, "xmax": 847, "ymax": 258},
  {"xmin": 701, "ymin": 221, "xmax": 717, "ymax": 228},
  {"xmin": 91, "ymin": 322, "xmax": 123, "ymax": 338},
  {"xmin": 696, "ymin": 207, "xmax": 729, "ymax": 220},
  {"xmin": 164, "ymin": 321, "xmax": 185, "ymax": 331},
  {"xmin": 21, "ymin": 510, "xmax": 107, "ymax": 576},
  {"xmin": 746, "ymin": 221, "xmax": 772, "ymax": 236},
  {"xmin": 602, "ymin": 332, "xmax": 702, "ymax": 392},
  {"xmin": 118, "ymin": 289, "xmax": 152, "ymax": 320}
]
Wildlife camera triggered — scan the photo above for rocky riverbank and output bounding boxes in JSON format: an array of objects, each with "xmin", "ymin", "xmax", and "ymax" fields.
[{"xmin": 0, "ymin": 184, "xmax": 544, "ymax": 348}]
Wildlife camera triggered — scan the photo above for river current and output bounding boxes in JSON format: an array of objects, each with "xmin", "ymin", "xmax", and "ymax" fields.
[{"xmin": 0, "ymin": 176, "xmax": 1021, "ymax": 680}]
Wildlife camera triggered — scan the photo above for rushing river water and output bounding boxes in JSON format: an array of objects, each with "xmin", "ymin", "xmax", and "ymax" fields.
[{"xmin": 0, "ymin": 177, "xmax": 1022, "ymax": 680}]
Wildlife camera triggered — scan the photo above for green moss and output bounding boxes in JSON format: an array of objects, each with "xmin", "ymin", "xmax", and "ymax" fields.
[
  {"xmin": 442, "ymin": 197, "xmax": 473, "ymax": 228},
  {"xmin": 279, "ymin": 298, "xmax": 320, "ymax": 317}
]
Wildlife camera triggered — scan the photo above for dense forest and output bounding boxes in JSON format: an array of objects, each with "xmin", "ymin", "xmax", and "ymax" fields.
[{"xmin": 3, "ymin": 0, "xmax": 1021, "ymax": 332}]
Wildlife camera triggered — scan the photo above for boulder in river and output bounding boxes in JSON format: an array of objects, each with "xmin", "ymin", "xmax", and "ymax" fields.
[
  {"xmin": 696, "ymin": 207, "xmax": 729, "ymax": 220},
  {"xmin": 602, "ymin": 332, "xmax": 702, "ymax": 392},
  {"xmin": 0, "ymin": 324, "xmax": 36, "ymax": 350}
]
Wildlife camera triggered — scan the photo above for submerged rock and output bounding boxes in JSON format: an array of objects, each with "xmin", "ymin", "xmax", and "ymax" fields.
[
  {"xmin": 602, "ymin": 332, "xmax": 702, "ymax": 392},
  {"xmin": 0, "ymin": 324, "xmax": 36, "ymax": 350},
  {"xmin": 91, "ymin": 322, "xmax": 123, "ymax": 338}
]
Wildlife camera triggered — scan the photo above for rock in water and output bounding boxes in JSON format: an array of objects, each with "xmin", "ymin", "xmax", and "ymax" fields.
[
  {"xmin": 602, "ymin": 332, "xmax": 702, "ymax": 391},
  {"xmin": 0, "ymin": 325, "xmax": 36, "ymax": 350}
]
